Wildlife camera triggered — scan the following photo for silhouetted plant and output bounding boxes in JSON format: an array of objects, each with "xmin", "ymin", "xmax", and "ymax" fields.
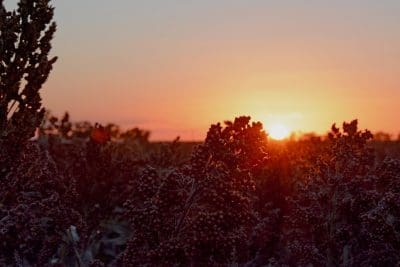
[
  {"xmin": 122, "ymin": 116, "xmax": 269, "ymax": 266},
  {"xmin": 0, "ymin": 0, "xmax": 57, "ymax": 175},
  {"xmin": 283, "ymin": 120, "xmax": 383, "ymax": 266}
]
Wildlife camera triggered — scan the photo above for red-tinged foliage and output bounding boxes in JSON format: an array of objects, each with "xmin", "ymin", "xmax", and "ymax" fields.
[{"xmin": 90, "ymin": 124, "xmax": 111, "ymax": 145}]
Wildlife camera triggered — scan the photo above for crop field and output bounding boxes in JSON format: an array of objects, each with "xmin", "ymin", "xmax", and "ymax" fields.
[{"xmin": 1, "ymin": 114, "xmax": 400, "ymax": 266}]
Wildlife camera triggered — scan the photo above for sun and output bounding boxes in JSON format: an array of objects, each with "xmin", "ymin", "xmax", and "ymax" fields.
[{"xmin": 268, "ymin": 123, "xmax": 290, "ymax": 140}]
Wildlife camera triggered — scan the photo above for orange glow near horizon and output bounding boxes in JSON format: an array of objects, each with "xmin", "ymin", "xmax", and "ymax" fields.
[{"xmin": 29, "ymin": 1, "xmax": 400, "ymax": 140}]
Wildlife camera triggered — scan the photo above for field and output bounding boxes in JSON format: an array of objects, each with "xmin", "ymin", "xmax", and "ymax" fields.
[{"xmin": 1, "ymin": 114, "xmax": 400, "ymax": 266}]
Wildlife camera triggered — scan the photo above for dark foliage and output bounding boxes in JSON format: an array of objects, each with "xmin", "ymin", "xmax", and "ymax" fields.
[
  {"xmin": 0, "ymin": 0, "xmax": 57, "ymax": 175},
  {"xmin": 3, "ymin": 111, "xmax": 400, "ymax": 266}
]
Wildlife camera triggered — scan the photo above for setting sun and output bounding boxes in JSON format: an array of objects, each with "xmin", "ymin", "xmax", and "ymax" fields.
[{"xmin": 268, "ymin": 124, "xmax": 290, "ymax": 140}]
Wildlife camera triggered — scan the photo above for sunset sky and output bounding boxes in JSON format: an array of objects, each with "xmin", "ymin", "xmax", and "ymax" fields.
[{"xmin": 7, "ymin": 0, "xmax": 400, "ymax": 140}]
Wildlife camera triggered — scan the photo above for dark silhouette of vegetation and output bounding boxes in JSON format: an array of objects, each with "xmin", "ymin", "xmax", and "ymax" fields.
[{"xmin": 0, "ymin": 0, "xmax": 57, "ymax": 176}]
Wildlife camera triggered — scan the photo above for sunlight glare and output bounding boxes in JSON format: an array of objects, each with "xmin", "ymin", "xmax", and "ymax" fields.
[{"xmin": 268, "ymin": 124, "xmax": 290, "ymax": 140}]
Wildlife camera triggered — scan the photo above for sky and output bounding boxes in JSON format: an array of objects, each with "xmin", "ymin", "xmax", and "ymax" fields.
[{"xmin": 6, "ymin": 0, "xmax": 400, "ymax": 140}]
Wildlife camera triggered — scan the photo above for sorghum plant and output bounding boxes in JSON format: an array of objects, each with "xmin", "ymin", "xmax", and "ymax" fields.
[
  {"xmin": 0, "ymin": 142, "xmax": 82, "ymax": 266},
  {"xmin": 0, "ymin": 0, "xmax": 57, "ymax": 175},
  {"xmin": 123, "ymin": 116, "xmax": 269, "ymax": 266},
  {"xmin": 283, "ymin": 120, "xmax": 378, "ymax": 266}
]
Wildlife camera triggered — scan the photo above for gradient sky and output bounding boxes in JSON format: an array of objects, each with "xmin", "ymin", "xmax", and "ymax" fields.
[{"xmin": 6, "ymin": 0, "xmax": 400, "ymax": 140}]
